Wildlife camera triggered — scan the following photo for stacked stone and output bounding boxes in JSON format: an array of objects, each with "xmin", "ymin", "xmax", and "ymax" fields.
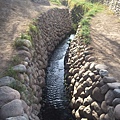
[
  {"xmin": 65, "ymin": 26, "xmax": 120, "ymax": 120},
  {"xmin": 0, "ymin": 7, "xmax": 72, "ymax": 120},
  {"xmin": 104, "ymin": 0, "xmax": 120, "ymax": 17}
]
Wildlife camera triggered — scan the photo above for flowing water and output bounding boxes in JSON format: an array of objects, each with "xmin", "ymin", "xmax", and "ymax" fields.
[{"xmin": 41, "ymin": 35, "xmax": 75, "ymax": 120}]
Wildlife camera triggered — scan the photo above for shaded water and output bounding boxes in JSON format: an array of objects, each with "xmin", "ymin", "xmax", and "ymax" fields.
[{"xmin": 41, "ymin": 35, "xmax": 75, "ymax": 120}]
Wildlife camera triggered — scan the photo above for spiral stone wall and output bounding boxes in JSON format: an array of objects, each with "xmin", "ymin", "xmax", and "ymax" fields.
[
  {"xmin": 0, "ymin": 7, "xmax": 72, "ymax": 120},
  {"xmin": 65, "ymin": 25, "xmax": 120, "ymax": 120}
]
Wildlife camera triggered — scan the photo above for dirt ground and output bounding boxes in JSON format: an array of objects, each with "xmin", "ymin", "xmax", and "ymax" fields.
[
  {"xmin": 0, "ymin": 0, "xmax": 51, "ymax": 76},
  {"xmin": 90, "ymin": 10, "xmax": 120, "ymax": 81}
]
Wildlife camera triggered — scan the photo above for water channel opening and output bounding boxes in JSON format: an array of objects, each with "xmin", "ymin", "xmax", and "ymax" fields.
[{"xmin": 39, "ymin": 34, "xmax": 75, "ymax": 120}]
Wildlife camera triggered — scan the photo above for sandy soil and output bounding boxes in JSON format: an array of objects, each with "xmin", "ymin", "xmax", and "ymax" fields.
[
  {"xmin": 0, "ymin": 0, "xmax": 51, "ymax": 76},
  {"xmin": 90, "ymin": 10, "xmax": 120, "ymax": 81}
]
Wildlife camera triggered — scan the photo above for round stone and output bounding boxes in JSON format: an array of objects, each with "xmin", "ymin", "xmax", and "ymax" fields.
[
  {"xmin": 92, "ymin": 87, "xmax": 104, "ymax": 102},
  {"xmin": 95, "ymin": 64, "xmax": 108, "ymax": 71},
  {"xmin": 105, "ymin": 90, "xmax": 115, "ymax": 105},
  {"xmin": 113, "ymin": 89, "xmax": 120, "ymax": 97},
  {"xmin": 0, "ymin": 99, "xmax": 24, "ymax": 119},
  {"xmin": 114, "ymin": 104, "xmax": 120, "ymax": 119},
  {"xmin": 112, "ymin": 98, "xmax": 120, "ymax": 107},
  {"xmin": 99, "ymin": 69, "xmax": 108, "ymax": 77}
]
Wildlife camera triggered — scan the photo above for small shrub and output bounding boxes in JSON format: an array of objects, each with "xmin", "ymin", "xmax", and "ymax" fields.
[
  {"xmin": 5, "ymin": 67, "xmax": 18, "ymax": 78},
  {"xmin": 29, "ymin": 24, "xmax": 38, "ymax": 33},
  {"xmin": 9, "ymin": 80, "xmax": 26, "ymax": 94},
  {"xmin": 12, "ymin": 55, "xmax": 21, "ymax": 66},
  {"xmin": 21, "ymin": 33, "xmax": 32, "ymax": 41}
]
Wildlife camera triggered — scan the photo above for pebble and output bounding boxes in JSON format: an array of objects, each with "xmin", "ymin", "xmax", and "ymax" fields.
[
  {"xmin": 105, "ymin": 90, "xmax": 115, "ymax": 105},
  {"xmin": 107, "ymin": 82, "xmax": 120, "ymax": 89},
  {"xmin": 95, "ymin": 64, "xmax": 108, "ymax": 71},
  {"xmin": 0, "ymin": 76, "xmax": 15, "ymax": 87},
  {"xmin": 112, "ymin": 98, "xmax": 120, "ymax": 107},
  {"xmin": 12, "ymin": 64, "xmax": 26, "ymax": 73},
  {"xmin": 99, "ymin": 69, "xmax": 108, "ymax": 77},
  {"xmin": 114, "ymin": 104, "xmax": 120, "ymax": 119}
]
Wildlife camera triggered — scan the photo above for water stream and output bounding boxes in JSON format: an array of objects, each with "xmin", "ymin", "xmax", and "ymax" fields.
[{"xmin": 41, "ymin": 35, "xmax": 75, "ymax": 120}]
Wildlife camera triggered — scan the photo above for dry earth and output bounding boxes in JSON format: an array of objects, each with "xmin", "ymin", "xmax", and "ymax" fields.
[
  {"xmin": 90, "ymin": 10, "xmax": 120, "ymax": 81},
  {"xmin": 0, "ymin": 0, "xmax": 51, "ymax": 76}
]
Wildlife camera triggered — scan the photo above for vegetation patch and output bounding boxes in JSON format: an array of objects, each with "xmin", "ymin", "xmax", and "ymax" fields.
[
  {"xmin": 49, "ymin": 0, "xmax": 61, "ymax": 5},
  {"xmin": 68, "ymin": 0, "xmax": 105, "ymax": 44}
]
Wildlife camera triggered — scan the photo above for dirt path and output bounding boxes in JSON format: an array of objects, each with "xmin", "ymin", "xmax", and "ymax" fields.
[
  {"xmin": 90, "ymin": 10, "xmax": 120, "ymax": 81},
  {"xmin": 0, "ymin": 0, "xmax": 57, "ymax": 76}
]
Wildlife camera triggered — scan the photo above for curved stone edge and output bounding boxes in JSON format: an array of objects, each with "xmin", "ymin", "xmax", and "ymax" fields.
[
  {"xmin": 0, "ymin": 7, "xmax": 72, "ymax": 120},
  {"xmin": 64, "ymin": 24, "xmax": 120, "ymax": 120}
]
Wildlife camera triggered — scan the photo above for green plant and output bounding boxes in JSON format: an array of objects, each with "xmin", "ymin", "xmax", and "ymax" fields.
[
  {"xmin": 21, "ymin": 33, "xmax": 32, "ymax": 41},
  {"xmin": 11, "ymin": 55, "xmax": 21, "ymax": 66},
  {"xmin": 29, "ymin": 24, "xmax": 38, "ymax": 33},
  {"xmin": 9, "ymin": 80, "xmax": 26, "ymax": 94},
  {"xmin": 5, "ymin": 67, "xmax": 18, "ymax": 79},
  {"xmin": 49, "ymin": 0, "xmax": 61, "ymax": 5}
]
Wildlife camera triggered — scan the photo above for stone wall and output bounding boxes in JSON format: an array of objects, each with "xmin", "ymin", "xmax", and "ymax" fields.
[
  {"xmin": 65, "ymin": 25, "xmax": 120, "ymax": 120},
  {"xmin": 96, "ymin": 0, "xmax": 120, "ymax": 16},
  {"xmin": 0, "ymin": 7, "xmax": 72, "ymax": 120}
]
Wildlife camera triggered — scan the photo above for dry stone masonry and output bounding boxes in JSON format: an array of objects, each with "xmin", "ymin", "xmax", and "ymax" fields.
[
  {"xmin": 104, "ymin": 0, "xmax": 120, "ymax": 16},
  {"xmin": 65, "ymin": 24, "xmax": 120, "ymax": 120},
  {"xmin": 0, "ymin": 7, "xmax": 72, "ymax": 120},
  {"xmin": 99, "ymin": 0, "xmax": 120, "ymax": 16}
]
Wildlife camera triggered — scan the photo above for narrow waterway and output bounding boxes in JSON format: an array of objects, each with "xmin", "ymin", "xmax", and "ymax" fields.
[{"xmin": 41, "ymin": 35, "xmax": 75, "ymax": 120}]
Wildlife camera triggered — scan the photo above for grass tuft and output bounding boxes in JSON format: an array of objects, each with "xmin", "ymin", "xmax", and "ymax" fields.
[{"xmin": 69, "ymin": 0, "xmax": 105, "ymax": 44}]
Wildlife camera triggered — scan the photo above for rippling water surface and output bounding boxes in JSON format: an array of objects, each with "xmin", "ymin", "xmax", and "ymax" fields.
[{"xmin": 41, "ymin": 35, "xmax": 75, "ymax": 120}]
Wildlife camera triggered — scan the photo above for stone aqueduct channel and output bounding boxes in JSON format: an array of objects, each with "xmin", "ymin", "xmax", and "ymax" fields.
[
  {"xmin": 0, "ymin": 2, "xmax": 120, "ymax": 120},
  {"xmin": 0, "ymin": 7, "xmax": 72, "ymax": 120}
]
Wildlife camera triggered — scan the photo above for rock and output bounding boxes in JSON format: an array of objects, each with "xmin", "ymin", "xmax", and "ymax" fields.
[
  {"xmin": 72, "ymin": 109, "xmax": 75, "ymax": 116},
  {"xmin": 105, "ymin": 90, "xmax": 115, "ymax": 105},
  {"xmin": 113, "ymin": 89, "xmax": 120, "ymax": 97},
  {"xmin": 79, "ymin": 105, "xmax": 85, "ymax": 116},
  {"xmin": 15, "ymin": 39, "xmax": 32, "ymax": 48},
  {"xmin": 100, "ymin": 84, "xmax": 109, "ymax": 94},
  {"xmin": 92, "ymin": 110, "xmax": 98, "ymax": 120},
  {"xmin": 95, "ymin": 64, "xmax": 108, "ymax": 71},
  {"xmin": 91, "ymin": 101, "xmax": 102, "ymax": 115},
  {"xmin": 0, "ymin": 76, "xmax": 15, "ymax": 87},
  {"xmin": 108, "ymin": 106, "xmax": 115, "ymax": 120},
  {"xmin": 0, "ymin": 86, "xmax": 20, "ymax": 107},
  {"xmin": 99, "ymin": 69, "xmax": 108, "ymax": 77},
  {"xmin": 75, "ymin": 109, "xmax": 81, "ymax": 120},
  {"xmin": 70, "ymin": 97, "xmax": 75, "ymax": 108},
  {"xmin": 76, "ymin": 85, "xmax": 84, "ymax": 95},
  {"xmin": 12, "ymin": 64, "xmax": 26, "ymax": 73},
  {"xmin": 99, "ymin": 114, "xmax": 105, "ymax": 120},
  {"xmin": 85, "ymin": 86, "xmax": 92, "ymax": 96},
  {"xmin": 104, "ymin": 114, "xmax": 110, "ymax": 120},
  {"xmin": 96, "ymin": 79, "xmax": 105, "ymax": 87},
  {"xmin": 18, "ymin": 50, "xmax": 31, "ymax": 58},
  {"xmin": 84, "ymin": 62, "xmax": 90, "ymax": 70},
  {"xmin": 6, "ymin": 114, "xmax": 29, "ymax": 120},
  {"xmin": 103, "ymin": 77, "xmax": 116, "ymax": 83},
  {"xmin": 83, "ymin": 95, "xmax": 93, "ymax": 106},
  {"xmin": 114, "ymin": 104, "xmax": 120, "ymax": 119},
  {"xmin": 86, "ymin": 56, "xmax": 95, "ymax": 62},
  {"xmin": 89, "ymin": 62, "xmax": 96, "ymax": 71},
  {"xmin": 74, "ymin": 97, "xmax": 83, "ymax": 109},
  {"xmin": 31, "ymin": 113, "xmax": 39, "ymax": 120},
  {"xmin": 101, "ymin": 101, "xmax": 108, "ymax": 113},
  {"xmin": 112, "ymin": 98, "xmax": 120, "ymax": 107},
  {"xmin": 0, "ymin": 99, "xmax": 24, "ymax": 119},
  {"xmin": 83, "ymin": 105, "xmax": 92, "ymax": 119},
  {"xmin": 88, "ymin": 72, "xmax": 95, "ymax": 80},
  {"xmin": 21, "ymin": 100, "xmax": 29, "ymax": 115},
  {"xmin": 107, "ymin": 82, "xmax": 120, "ymax": 89},
  {"xmin": 92, "ymin": 87, "xmax": 104, "ymax": 102}
]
